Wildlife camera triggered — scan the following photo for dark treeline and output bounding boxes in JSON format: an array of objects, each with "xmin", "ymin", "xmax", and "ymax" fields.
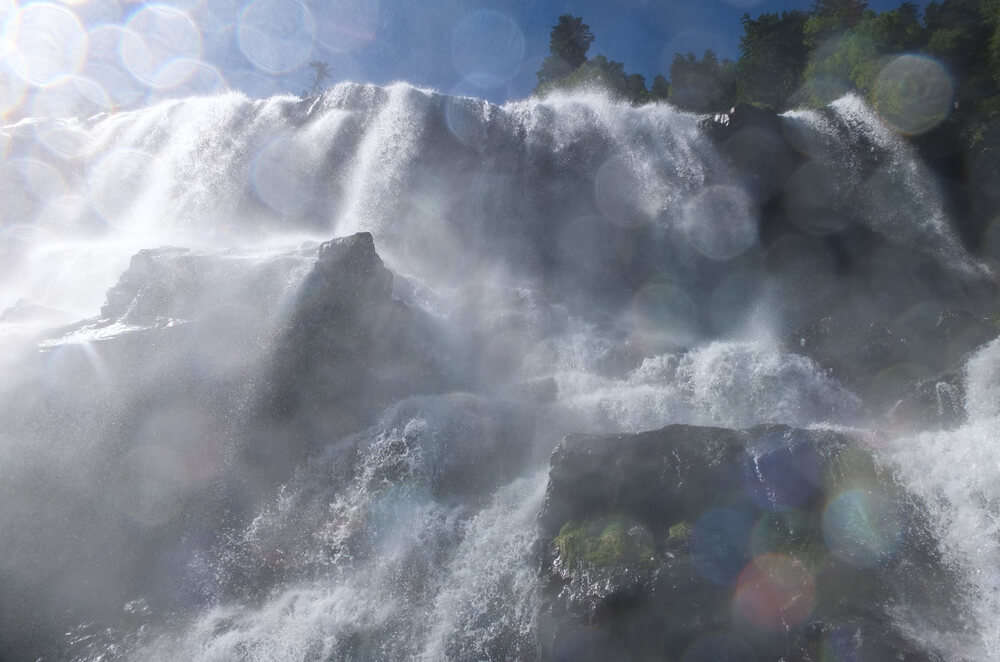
[
  {"xmin": 535, "ymin": 1, "xmax": 1000, "ymax": 120},
  {"xmin": 534, "ymin": 2, "xmax": 1000, "ymax": 259}
]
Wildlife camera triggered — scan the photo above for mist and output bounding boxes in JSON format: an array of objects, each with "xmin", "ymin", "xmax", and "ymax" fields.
[{"xmin": 1, "ymin": 78, "xmax": 998, "ymax": 661}]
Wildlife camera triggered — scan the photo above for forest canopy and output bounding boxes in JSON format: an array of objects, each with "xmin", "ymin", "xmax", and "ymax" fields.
[{"xmin": 535, "ymin": 1, "xmax": 1000, "ymax": 123}]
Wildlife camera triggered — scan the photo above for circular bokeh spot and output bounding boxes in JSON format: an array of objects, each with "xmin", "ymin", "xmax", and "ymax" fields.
[
  {"xmin": 707, "ymin": 262, "xmax": 762, "ymax": 333},
  {"xmin": 9, "ymin": 157, "xmax": 67, "ymax": 200},
  {"xmin": 31, "ymin": 76, "xmax": 112, "ymax": 158},
  {"xmin": 147, "ymin": 59, "xmax": 227, "ymax": 101},
  {"xmin": 822, "ymin": 488, "xmax": 903, "ymax": 568},
  {"xmin": 310, "ymin": 0, "xmax": 379, "ymax": 54},
  {"xmin": 749, "ymin": 510, "xmax": 823, "ymax": 568},
  {"xmin": 238, "ymin": 0, "xmax": 315, "ymax": 74},
  {"xmin": 451, "ymin": 10, "xmax": 525, "ymax": 89},
  {"xmin": 0, "ymin": 65, "xmax": 28, "ymax": 119},
  {"xmin": 6, "ymin": 3, "xmax": 88, "ymax": 86},
  {"xmin": 29, "ymin": 74, "xmax": 110, "ymax": 117},
  {"xmin": 732, "ymin": 553, "xmax": 816, "ymax": 631},
  {"xmin": 87, "ymin": 148, "xmax": 155, "ymax": 224},
  {"xmin": 873, "ymin": 55, "xmax": 953, "ymax": 136},
  {"xmin": 631, "ymin": 279, "xmax": 701, "ymax": 351},
  {"xmin": 691, "ymin": 507, "xmax": 754, "ymax": 586},
  {"xmin": 797, "ymin": 73, "xmax": 853, "ymax": 107},
  {"xmin": 680, "ymin": 184, "xmax": 757, "ymax": 260},
  {"xmin": 783, "ymin": 161, "xmax": 850, "ymax": 235},
  {"xmin": 0, "ymin": 0, "xmax": 15, "ymax": 27},
  {"xmin": 251, "ymin": 133, "xmax": 316, "ymax": 216},
  {"xmin": 0, "ymin": 157, "xmax": 67, "ymax": 223},
  {"xmin": 743, "ymin": 432, "xmax": 822, "ymax": 511},
  {"xmin": 85, "ymin": 25, "xmax": 147, "ymax": 108},
  {"xmin": 121, "ymin": 5, "xmax": 203, "ymax": 89},
  {"xmin": 35, "ymin": 194, "xmax": 91, "ymax": 234},
  {"xmin": 444, "ymin": 83, "xmax": 489, "ymax": 147},
  {"xmin": 595, "ymin": 154, "xmax": 653, "ymax": 228}
]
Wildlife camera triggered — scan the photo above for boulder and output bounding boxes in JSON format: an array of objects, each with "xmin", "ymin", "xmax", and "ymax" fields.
[
  {"xmin": 537, "ymin": 424, "xmax": 956, "ymax": 661},
  {"xmin": 0, "ymin": 233, "xmax": 459, "ymax": 658},
  {"xmin": 245, "ymin": 232, "xmax": 462, "ymax": 485}
]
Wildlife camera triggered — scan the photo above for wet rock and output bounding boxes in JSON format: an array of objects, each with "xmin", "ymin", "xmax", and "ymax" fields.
[
  {"xmin": 246, "ymin": 232, "xmax": 462, "ymax": 485},
  {"xmin": 792, "ymin": 306, "xmax": 995, "ymax": 412},
  {"xmin": 887, "ymin": 372, "xmax": 966, "ymax": 433},
  {"xmin": 0, "ymin": 233, "xmax": 460, "ymax": 656},
  {"xmin": 538, "ymin": 424, "xmax": 955, "ymax": 661}
]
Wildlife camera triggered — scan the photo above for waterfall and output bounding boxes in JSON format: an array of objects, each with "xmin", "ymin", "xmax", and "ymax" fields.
[{"xmin": 1, "ymin": 83, "xmax": 994, "ymax": 660}]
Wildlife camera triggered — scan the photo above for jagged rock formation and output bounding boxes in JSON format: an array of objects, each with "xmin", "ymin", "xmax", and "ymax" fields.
[
  {"xmin": 0, "ymin": 233, "xmax": 459, "ymax": 659},
  {"xmin": 244, "ymin": 232, "xmax": 461, "ymax": 487}
]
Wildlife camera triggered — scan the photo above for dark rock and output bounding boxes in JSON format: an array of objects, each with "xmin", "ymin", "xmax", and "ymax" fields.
[
  {"xmin": 246, "ymin": 232, "xmax": 462, "ymax": 486},
  {"xmin": 377, "ymin": 393, "xmax": 543, "ymax": 501},
  {"xmin": 699, "ymin": 105, "xmax": 803, "ymax": 207},
  {"xmin": 537, "ymin": 424, "xmax": 955, "ymax": 661},
  {"xmin": 791, "ymin": 305, "xmax": 995, "ymax": 412},
  {"xmin": 0, "ymin": 233, "xmax": 460, "ymax": 657},
  {"xmin": 887, "ymin": 371, "xmax": 966, "ymax": 433}
]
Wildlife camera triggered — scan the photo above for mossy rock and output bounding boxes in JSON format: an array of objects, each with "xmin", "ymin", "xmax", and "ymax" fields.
[
  {"xmin": 554, "ymin": 515, "xmax": 656, "ymax": 570},
  {"xmin": 749, "ymin": 511, "xmax": 827, "ymax": 571},
  {"xmin": 667, "ymin": 521, "xmax": 692, "ymax": 542}
]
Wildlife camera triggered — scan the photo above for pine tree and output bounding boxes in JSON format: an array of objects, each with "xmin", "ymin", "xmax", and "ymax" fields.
[
  {"xmin": 549, "ymin": 15, "xmax": 594, "ymax": 70},
  {"xmin": 536, "ymin": 15, "xmax": 595, "ymax": 86}
]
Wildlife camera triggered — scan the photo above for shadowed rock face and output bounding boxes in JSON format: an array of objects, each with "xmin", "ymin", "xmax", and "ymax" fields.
[
  {"xmin": 0, "ymin": 232, "xmax": 462, "ymax": 659},
  {"xmin": 244, "ymin": 232, "xmax": 462, "ymax": 488},
  {"xmin": 537, "ymin": 424, "xmax": 957, "ymax": 662},
  {"xmin": 699, "ymin": 104, "xmax": 999, "ymax": 414}
]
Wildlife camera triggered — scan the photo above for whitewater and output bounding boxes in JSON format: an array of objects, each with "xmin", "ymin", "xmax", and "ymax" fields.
[{"xmin": 1, "ymin": 83, "xmax": 997, "ymax": 660}]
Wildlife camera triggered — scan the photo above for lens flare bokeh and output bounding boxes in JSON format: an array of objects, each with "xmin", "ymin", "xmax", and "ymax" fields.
[
  {"xmin": 732, "ymin": 553, "xmax": 816, "ymax": 631},
  {"xmin": 873, "ymin": 55, "xmax": 953, "ymax": 136},
  {"xmin": 822, "ymin": 488, "xmax": 903, "ymax": 568}
]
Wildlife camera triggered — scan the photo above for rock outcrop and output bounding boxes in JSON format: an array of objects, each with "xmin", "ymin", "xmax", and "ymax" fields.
[
  {"xmin": 244, "ymin": 232, "xmax": 461, "ymax": 486},
  {"xmin": 537, "ymin": 424, "xmax": 957, "ymax": 661},
  {"xmin": 0, "ymin": 233, "xmax": 459, "ymax": 659}
]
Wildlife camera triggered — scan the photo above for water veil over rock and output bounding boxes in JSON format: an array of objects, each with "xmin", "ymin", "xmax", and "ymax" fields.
[{"xmin": 1, "ymin": 83, "xmax": 999, "ymax": 660}]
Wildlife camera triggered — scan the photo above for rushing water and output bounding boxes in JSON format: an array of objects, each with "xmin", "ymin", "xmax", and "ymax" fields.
[{"xmin": 0, "ymin": 84, "xmax": 995, "ymax": 660}]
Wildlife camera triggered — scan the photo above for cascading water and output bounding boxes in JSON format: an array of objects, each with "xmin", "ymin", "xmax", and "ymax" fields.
[{"xmin": 1, "ymin": 83, "xmax": 997, "ymax": 660}]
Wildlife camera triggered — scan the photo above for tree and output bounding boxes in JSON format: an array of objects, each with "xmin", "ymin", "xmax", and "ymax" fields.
[
  {"xmin": 805, "ymin": 0, "xmax": 870, "ymax": 47},
  {"xmin": 736, "ymin": 11, "xmax": 810, "ymax": 109},
  {"xmin": 867, "ymin": 2, "xmax": 924, "ymax": 52},
  {"xmin": 925, "ymin": 0, "xmax": 995, "ymax": 105},
  {"xmin": 987, "ymin": 0, "xmax": 1000, "ymax": 90},
  {"xmin": 536, "ymin": 55, "xmax": 651, "ymax": 105},
  {"xmin": 625, "ymin": 73, "xmax": 650, "ymax": 105},
  {"xmin": 800, "ymin": 27, "xmax": 880, "ymax": 104},
  {"xmin": 550, "ymin": 14, "xmax": 594, "ymax": 69},
  {"xmin": 812, "ymin": 0, "xmax": 869, "ymax": 25},
  {"xmin": 545, "ymin": 56, "xmax": 623, "ymax": 99},
  {"xmin": 669, "ymin": 50, "xmax": 736, "ymax": 112},
  {"xmin": 799, "ymin": 5, "xmax": 923, "ymax": 107},
  {"xmin": 537, "ymin": 15, "xmax": 594, "ymax": 86},
  {"xmin": 534, "ymin": 15, "xmax": 649, "ymax": 104},
  {"xmin": 306, "ymin": 60, "xmax": 330, "ymax": 96},
  {"xmin": 651, "ymin": 75, "xmax": 671, "ymax": 101}
]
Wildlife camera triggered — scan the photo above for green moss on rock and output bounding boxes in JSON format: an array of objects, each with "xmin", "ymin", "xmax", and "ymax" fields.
[
  {"xmin": 667, "ymin": 521, "xmax": 693, "ymax": 542},
  {"xmin": 554, "ymin": 515, "xmax": 656, "ymax": 570}
]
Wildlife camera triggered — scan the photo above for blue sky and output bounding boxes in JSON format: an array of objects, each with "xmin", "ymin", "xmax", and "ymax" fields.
[
  {"xmin": 0, "ymin": 0, "xmax": 934, "ymax": 118},
  {"xmin": 289, "ymin": 0, "xmax": 934, "ymax": 101}
]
